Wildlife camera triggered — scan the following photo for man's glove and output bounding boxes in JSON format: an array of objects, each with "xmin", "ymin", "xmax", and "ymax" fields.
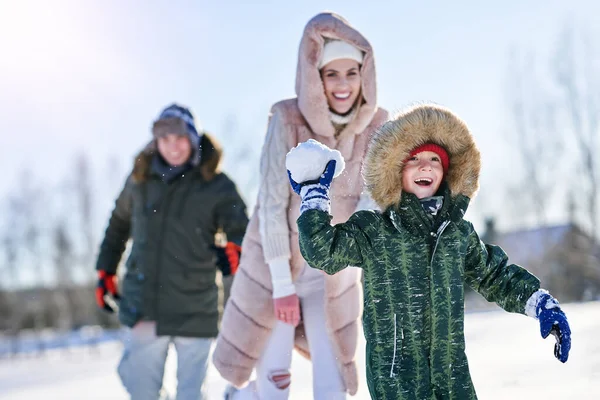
[
  {"xmin": 96, "ymin": 270, "xmax": 120, "ymax": 313},
  {"xmin": 528, "ymin": 290, "xmax": 571, "ymax": 363},
  {"xmin": 212, "ymin": 242, "xmax": 242, "ymax": 276}
]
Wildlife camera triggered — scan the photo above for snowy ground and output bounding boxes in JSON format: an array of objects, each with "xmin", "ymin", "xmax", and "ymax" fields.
[{"xmin": 0, "ymin": 301, "xmax": 598, "ymax": 399}]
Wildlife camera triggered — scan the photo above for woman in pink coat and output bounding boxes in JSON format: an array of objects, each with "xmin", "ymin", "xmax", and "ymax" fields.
[{"xmin": 213, "ymin": 12, "xmax": 388, "ymax": 399}]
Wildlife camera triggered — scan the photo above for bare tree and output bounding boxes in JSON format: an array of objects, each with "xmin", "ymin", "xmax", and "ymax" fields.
[
  {"xmin": 505, "ymin": 48, "xmax": 562, "ymax": 226},
  {"xmin": 1, "ymin": 207, "xmax": 21, "ymax": 356},
  {"xmin": 0, "ymin": 289, "xmax": 11, "ymax": 330},
  {"xmin": 0, "ymin": 172, "xmax": 48, "ymax": 355},
  {"xmin": 55, "ymin": 153, "xmax": 103, "ymax": 332},
  {"xmin": 52, "ymin": 220, "xmax": 75, "ymax": 330},
  {"xmin": 106, "ymin": 153, "xmax": 124, "ymax": 193},
  {"xmin": 551, "ymin": 24, "xmax": 600, "ymax": 241},
  {"xmin": 0, "ymin": 154, "xmax": 126, "ymax": 357},
  {"xmin": 18, "ymin": 171, "xmax": 48, "ymax": 354},
  {"xmin": 75, "ymin": 153, "xmax": 95, "ymax": 283},
  {"xmin": 219, "ymin": 113, "xmax": 261, "ymax": 208},
  {"xmin": 506, "ymin": 22, "xmax": 600, "ymax": 242}
]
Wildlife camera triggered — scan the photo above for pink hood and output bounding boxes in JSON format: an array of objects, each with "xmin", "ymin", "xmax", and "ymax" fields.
[{"xmin": 295, "ymin": 12, "xmax": 378, "ymax": 140}]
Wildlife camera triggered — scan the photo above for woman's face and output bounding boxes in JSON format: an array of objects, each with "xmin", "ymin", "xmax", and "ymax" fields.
[{"xmin": 320, "ymin": 59, "xmax": 361, "ymax": 115}]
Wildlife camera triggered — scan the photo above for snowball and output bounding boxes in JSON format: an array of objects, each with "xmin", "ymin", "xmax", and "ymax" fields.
[{"xmin": 285, "ymin": 139, "xmax": 345, "ymax": 183}]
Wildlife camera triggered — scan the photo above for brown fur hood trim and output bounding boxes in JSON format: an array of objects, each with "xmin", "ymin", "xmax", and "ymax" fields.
[
  {"xmin": 363, "ymin": 104, "xmax": 481, "ymax": 210},
  {"xmin": 131, "ymin": 132, "xmax": 223, "ymax": 183},
  {"xmin": 295, "ymin": 12, "xmax": 377, "ymax": 140}
]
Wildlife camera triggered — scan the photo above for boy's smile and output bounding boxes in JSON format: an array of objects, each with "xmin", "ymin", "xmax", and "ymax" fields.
[{"xmin": 402, "ymin": 150, "xmax": 444, "ymax": 199}]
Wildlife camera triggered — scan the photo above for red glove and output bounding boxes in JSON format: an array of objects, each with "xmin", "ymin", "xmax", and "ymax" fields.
[
  {"xmin": 96, "ymin": 270, "xmax": 120, "ymax": 313},
  {"xmin": 273, "ymin": 294, "xmax": 300, "ymax": 327},
  {"xmin": 212, "ymin": 242, "xmax": 242, "ymax": 276}
]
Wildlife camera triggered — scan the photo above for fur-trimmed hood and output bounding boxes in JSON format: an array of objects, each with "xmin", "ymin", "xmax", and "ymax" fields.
[
  {"xmin": 131, "ymin": 132, "xmax": 223, "ymax": 183},
  {"xmin": 363, "ymin": 104, "xmax": 481, "ymax": 211},
  {"xmin": 295, "ymin": 12, "xmax": 378, "ymax": 140}
]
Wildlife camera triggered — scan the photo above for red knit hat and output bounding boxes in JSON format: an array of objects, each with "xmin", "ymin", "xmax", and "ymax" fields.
[{"xmin": 407, "ymin": 143, "xmax": 450, "ymax": 175}]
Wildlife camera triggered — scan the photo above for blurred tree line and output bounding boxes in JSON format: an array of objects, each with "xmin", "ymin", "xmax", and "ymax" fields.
[
  {"xmin": 468, "ymin": 21, "xmax": 600, "ymax": 308},
  {"xmin": 506, "ymin": 22, "xmax": 599, "ymax": 242},
  {"xmin": 0, "ymin": 115, "xmax": 261, "ymax": 356},
  {"xmin": 0, "ymin": 154, "xmax": 122, "ymax": 356},
  {"xmin": 1, "ymin": 20, "xmax": 598, "ymax": 353}
]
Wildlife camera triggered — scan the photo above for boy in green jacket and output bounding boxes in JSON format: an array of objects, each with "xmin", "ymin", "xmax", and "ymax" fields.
[{"xmin": 286, "ymin": 104, "xmax": 571, "ymax": 400}]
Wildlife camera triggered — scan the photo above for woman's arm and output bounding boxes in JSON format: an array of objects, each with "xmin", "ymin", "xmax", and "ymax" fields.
[{"xmin": 257, "ymin": 108, "xmax": 295, "ymax": 298}]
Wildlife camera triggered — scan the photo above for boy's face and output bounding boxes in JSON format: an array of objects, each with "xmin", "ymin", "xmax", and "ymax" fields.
[
  {"xmin": 401, "ymin": 150, "xmax": 444, "ymax": 199},
  {"xmin": 157, "ymin": 133, "xmax": 192, "ymax": 167}
]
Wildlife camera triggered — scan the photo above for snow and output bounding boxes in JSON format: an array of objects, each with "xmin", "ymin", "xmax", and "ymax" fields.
[
  {"xmin": 1, "ymin": 301, "xmax": 598, "ymax": 399},
  {"xmin": 286, "ymin": 139, "xmax": 345, "ymax": 183}
]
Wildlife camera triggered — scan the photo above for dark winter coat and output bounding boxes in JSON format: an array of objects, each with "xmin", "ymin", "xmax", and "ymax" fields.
[
  {"xmin": 297, "ymin": 104, "xmax": 541, "ymax": 399},
  {"xmin": 96, "ymin": 133, "xmax": 248, "ymax": 338}
]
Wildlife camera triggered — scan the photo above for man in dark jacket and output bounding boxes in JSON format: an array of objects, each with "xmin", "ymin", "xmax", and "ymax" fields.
[{"xmin": 95, "ymin": 103, "xmax": 249, "ymax": 400}]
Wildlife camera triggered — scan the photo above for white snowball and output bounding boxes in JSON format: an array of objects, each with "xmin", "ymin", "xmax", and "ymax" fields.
[{"xmin": 285, "ymin": 139, "xmax": 345, "ymax": 183}]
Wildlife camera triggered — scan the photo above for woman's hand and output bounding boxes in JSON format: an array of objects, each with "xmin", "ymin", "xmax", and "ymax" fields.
[{"xmin": 273, "ymin": 294, "xmax": 301, "ymax": 327}]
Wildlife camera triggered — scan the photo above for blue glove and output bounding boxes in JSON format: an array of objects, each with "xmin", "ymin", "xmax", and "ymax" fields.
[
  {"xmin": 536, "ymin": 293, "xmax": 571, "ymax": 363},
  {"xmin": 287, "ymin": 159, "xmax": 337, "ymax": 214}
]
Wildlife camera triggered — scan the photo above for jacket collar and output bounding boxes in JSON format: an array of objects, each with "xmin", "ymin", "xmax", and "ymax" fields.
[{"xmin": 386, "ymin": 184, "xmax": 470, "ymax": 237}]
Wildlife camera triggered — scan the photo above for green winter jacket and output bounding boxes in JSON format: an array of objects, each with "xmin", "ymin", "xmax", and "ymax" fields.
[
  {"xmin": 96, "ymin": 134, "xmax": 248, "ymax": 337},
  {"xmin": 297, "ymin": 104, "xmax": 541, "ymax": 399}
]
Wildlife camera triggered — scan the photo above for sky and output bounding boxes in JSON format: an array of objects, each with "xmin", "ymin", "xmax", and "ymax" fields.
[{"xmin": 1, "ymin": 0, "xmax": 599, "ymax": 237}]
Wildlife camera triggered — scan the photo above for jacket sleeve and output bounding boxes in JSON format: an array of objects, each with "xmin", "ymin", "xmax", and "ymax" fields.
[
  {"xmin": 297, "ymin": 209, "xmax": 376, "ymax": 275},
  {"xmin": 464, "ymin": 223, "xmax": 540, "ymax": 314},
  {"xmin": 214, "ymin": 176, "xmax": 249, "ymax": 246},
  {"xmin": 95, "ymin": 176, "xmax": 134, "ymax": 274},
  {"xmin": 257, "ymin": 108, "xmax": 292, "ymax": 263}
]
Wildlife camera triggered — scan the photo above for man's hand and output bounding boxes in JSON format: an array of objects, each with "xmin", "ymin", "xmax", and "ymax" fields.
[
  {"xmin": 212, "ymin": 242, "xmax": 242, "ymax": 276},
  {"xmin": 96, "ymin": 270, "xmax": 120, "ymax": 313}
]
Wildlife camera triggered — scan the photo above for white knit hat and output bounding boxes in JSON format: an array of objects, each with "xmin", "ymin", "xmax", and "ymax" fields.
[{"xmin": 318, "ymin": 39, "xmax": 364, "ymax": 69}]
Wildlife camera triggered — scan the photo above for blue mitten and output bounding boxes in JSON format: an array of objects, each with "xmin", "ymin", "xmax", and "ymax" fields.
[
  {"xmin": 528, "ymin": 290, "xmax": 571, "ymax": 363},
  {"xmin": 288, "ymin": 159, "xmax": 337, "ymax": 214}
]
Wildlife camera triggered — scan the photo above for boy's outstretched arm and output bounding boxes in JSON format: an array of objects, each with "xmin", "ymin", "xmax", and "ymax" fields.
[
  {"xmin": 464, "ymin": 224, "xmax": 571, "ymax": 362},
  {"xmin": 287, "ymin": 140, "xmax": 375, "ymax": 275},
  {"xmin": 463, "ymin": 225, "xmax": 540, "ymax": 312}
]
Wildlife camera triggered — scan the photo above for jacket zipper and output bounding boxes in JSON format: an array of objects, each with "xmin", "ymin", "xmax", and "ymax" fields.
[
  {"xmin": 153, "ymin": 183, "xmax": 178, "ymax": 322},
  {"xmin": 430, "ymin": 220, "xmax": 450, "ymax": 262},
  {"xmin": 427, "ymin": 220, "xmax": 450, "ymax": 364},
  {"xmin": 390, "ymin": 313, "xmax": 398, "ymax": 378},
  {"xmin": 389, "ymin": 313, "xmax": 405, "ymax": 378}
]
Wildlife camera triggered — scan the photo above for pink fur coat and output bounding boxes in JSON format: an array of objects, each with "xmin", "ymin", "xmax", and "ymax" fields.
[{"xmin": 212, "ymin": 12, "xmax": 388, "ymax": 395}]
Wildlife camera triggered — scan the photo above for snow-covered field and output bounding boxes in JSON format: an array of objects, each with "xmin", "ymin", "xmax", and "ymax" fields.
[{"xmin": 1, "ymin": 301, "xmax": 598, "ymax": 399}]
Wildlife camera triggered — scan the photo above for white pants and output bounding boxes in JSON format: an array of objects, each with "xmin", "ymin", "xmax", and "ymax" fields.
[
  {"xmin": 232, "ymin": 266, "xmax": 346, "ymax": 400},
  {"xmin": 118, "ymin": 321, "xmax": 213, "ymax": 400}
]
